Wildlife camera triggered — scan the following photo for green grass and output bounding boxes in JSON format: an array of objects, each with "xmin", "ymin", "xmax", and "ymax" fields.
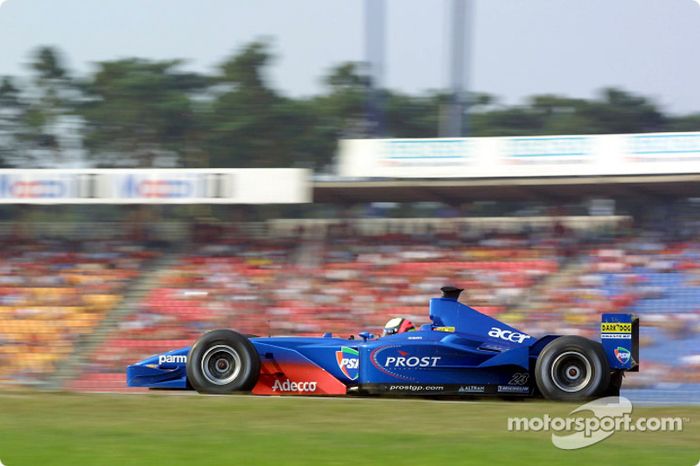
[{"xmin": 0, "ymin": 391, "xmax": 697, "ymax": 466}]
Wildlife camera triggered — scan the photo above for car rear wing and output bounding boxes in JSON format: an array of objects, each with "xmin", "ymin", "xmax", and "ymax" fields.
[{"xmin": 601, "ymin": 313, "xmax": 639, "ymax": 372}]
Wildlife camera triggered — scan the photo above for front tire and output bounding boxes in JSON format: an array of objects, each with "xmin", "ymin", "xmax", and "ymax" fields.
[
  {"xmin": 187, "ymin": 329, "xmax": 260, "ymax": 394},
  {"xmin": 535, "ymin": 336, "xmax": 610, "ymax": 401}
]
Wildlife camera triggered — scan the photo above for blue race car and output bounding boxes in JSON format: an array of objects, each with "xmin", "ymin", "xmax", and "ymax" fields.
[{"xmin": 127, "ymin": 286, "xmax": 639, "ymax": 401}]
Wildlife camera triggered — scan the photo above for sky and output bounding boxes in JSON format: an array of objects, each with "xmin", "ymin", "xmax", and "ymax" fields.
[{"xmin": 1, "ymin": 0, "xmax": 700, "ymax": 114}]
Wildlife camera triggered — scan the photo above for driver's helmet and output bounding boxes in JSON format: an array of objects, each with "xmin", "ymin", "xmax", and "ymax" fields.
[{"xmin": 383, "ymin": 317, "xmax": 416, "ymax": 336}]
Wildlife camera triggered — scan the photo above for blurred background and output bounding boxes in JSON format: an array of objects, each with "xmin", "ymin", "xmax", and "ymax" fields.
[{"xmin": 0, "ymin": 0, "xmax": 699, "ymax": 403}]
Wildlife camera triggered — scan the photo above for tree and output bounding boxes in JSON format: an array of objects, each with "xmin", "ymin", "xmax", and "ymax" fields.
[
  {"xmin": 576, "ymin": 88, "xmax": 666, "ymax": 134},
  {"xmin": 205, "ymin": 41, "xmax": 329, "ymax": 168},
  {"xmin": 667, "ymin": 114, "xmax": 700, "ymax": 132},
  {"xmin": 470, "ymin": 88, "xmax": 668, "ymax": 137},
  {"xmin": 80, "ymin": 59, "xmax": 209, "ymax": 167},
  {"xmin": 3, "ymin": 44, "xmax": 699, "ymax": 170},
  {"xmin": 0, "ymin": 77, "xmax": 28, "ymax": 167},
  {"xmin": 318, "ymin": 62, "xmax": 368, "ymax": 137},
  {"xmin": 383, "ymin": 92, "xmax": 441, "ymax": 138},
  {"xmin": 21, "ymin": 47, "xmax": 76, "ymax": 167}
]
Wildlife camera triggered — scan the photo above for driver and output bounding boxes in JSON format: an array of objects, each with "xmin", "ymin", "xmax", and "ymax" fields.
[{"xmin": 382, "ymin": 317, "xmax": 416, "ymax": 336}]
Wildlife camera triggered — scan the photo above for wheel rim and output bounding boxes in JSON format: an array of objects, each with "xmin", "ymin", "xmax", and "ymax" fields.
[
  {"xmin": 201, "ymin": 345, "xmax": 242, "ymax": 386},
  {"xmin": 550, "ymin": 351, "xmax": 592, "ymax": 393}
]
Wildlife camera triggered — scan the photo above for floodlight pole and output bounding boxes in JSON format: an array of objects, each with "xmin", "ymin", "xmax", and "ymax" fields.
[{"xmin": 445, "ymin": 0, "xmax": 472, "ymax": 138}]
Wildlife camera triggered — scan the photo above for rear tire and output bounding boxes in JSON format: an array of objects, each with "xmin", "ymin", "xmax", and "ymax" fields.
[
  {"xmin": 535, "ymin": 336, "xmax": 610, "ymax": 401},
  {"xmin": 187, "ymin": 329, "xmax": 260, "ymax": 394}
]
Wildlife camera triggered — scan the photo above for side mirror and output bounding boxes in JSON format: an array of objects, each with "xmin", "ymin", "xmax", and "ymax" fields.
[{"xmin": 358, "ymin": 331, "xmax": 376, "ymax": 341}]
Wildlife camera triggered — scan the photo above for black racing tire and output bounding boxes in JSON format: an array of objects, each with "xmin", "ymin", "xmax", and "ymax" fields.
[
  {"xmin": 535, "ymin": 336, "xmax": 610, "ymax": 402},
  {"xmin": 186, "ymin": 329, "xmax": 260, "ymax": 394}
]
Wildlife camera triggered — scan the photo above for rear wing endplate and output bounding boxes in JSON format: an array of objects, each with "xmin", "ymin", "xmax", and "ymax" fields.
[{"xmin": 601, "ymin": 313, "xmax": 639, "ymax": 372}]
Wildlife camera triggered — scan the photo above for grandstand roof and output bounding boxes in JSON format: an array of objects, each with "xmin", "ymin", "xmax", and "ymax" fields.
[{"xmin": 314, "ymin": 174, "xmax": 700, "ymax": 203}]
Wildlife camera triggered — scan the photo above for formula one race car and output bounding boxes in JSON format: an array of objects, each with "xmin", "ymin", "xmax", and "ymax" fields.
[{"xmin": 127, "ymin": 287, "xmax": 639, "ymax": 401}]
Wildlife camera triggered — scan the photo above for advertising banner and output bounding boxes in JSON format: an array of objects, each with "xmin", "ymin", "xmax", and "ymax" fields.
[
  {"xmin": 338, "ymin": 132, "xmax": 700, "ymax": 178},
  {"xmin": 0, "ymin": 169, "xmax": 311, "ymax": 204},
  {"xmin": 0, "ymin": 171, "xmax": 86, "ymax": 203}
]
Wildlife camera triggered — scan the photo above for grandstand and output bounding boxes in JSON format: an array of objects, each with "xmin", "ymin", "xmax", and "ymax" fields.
[
  {"xmin": 0, "ymin": 239, "xmax": 158, "ymax": 386},
  {"xmin": 50, "ymin": 215, "xmax": 698, "ymax": 394},
  {"xmin": 0, "ymin": 220, "xmax": 698, "ymax": 397},
  {"xmin": 0, "ymin": 219, "xmax": 697, "ymax": 395}
]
